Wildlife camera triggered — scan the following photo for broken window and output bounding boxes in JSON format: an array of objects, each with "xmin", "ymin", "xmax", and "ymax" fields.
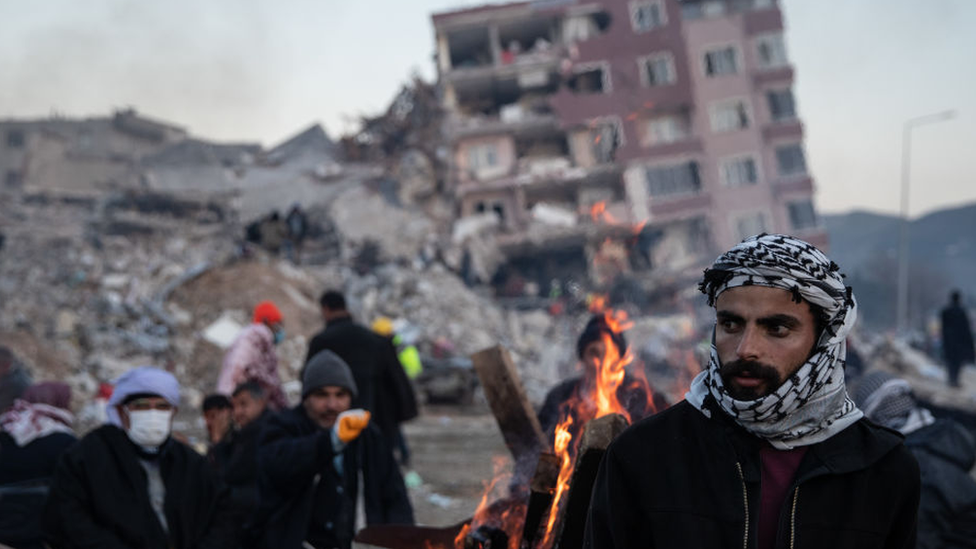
[
  {"xmin": 756, "ymin": 33, "xmax": 788, "ymax": 69},
  {"xmin": 788, "ymin": 200, "xmax": 817, "ymax": 230},
  {"xmin": 6, "ymin": 129, "xmax": 25, "ymax": 148},
  {"xmin": 735, "ymin": 211, "xmax": 769, "ymax": 241},
  {"xmin": 5, "ymin": 170, "xmax": 21, "ymax": 187},
  {"xmin": 630, "ymin": 1, "xmax": 665, "ymax": 33},
  {"xmin": 704, "ymin": 46, "xmax": 738, "ymax": 76},
  {"xmin": 775, "ymin": 144, "xmax": 807, "ymax": 177},
  {"xmin": 643, "ymin": 112, "xmax": 690, "ymax": 147},
  {"xmin": 639, "ymin": 53, "xmax": 675, "ymax": 87},
  {"xmin": 711, "ymin": 99, "xmax": 750, "ymax": 132},
  {"xmin": 468, "ymin": 143, "xmax": 499, "ymax": 171},
  {"xmin": 448, "ymin": 26, "xmax": 493, "ymax": 69},
  {"xmin": 591, "ymin": 119, "xmax": 623, "ymax": 163},
  {"xmin": 568, "ymin": 65, "xmax": 609, "ymax": 94},
  {"xmin": 645, "ymin": 161, "xmax": 701, "ymax": 197},
  {"xmin": 767, "ymin": 89, "xmax": 796, "ymax": 121},
  {"xmin": 720, "ymin": 155, "xmax": 759, "ymax": 187}
]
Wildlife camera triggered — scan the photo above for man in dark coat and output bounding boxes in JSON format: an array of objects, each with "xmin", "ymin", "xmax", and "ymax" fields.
[
  {"xmin": 251, "ymin": 350, "xmax": 413, "ymax": 549},
  {"xmin": 854, "ymin": 370, "xmax": 976, "ymax": 549},
  {"xmin": 585, "ymin": 234, "xmax": 920, "ymax": 549},
  {"xmin": 209, "ymin": 381, "xmax": 272, "ymax": 518},
  {"xmin": 941, "ymin": 290, "xmax": 975, "ymax": 387},
  {"xmin": 305, "ymin": 291, "xmax": 418, "ymax": 453},
  {"xmin": 537, "ymin": 314, "xmax": 667, "ymax": 443},
  {"xmin": 43, "ymin": 367, "xmax": 237, "ymax": 549}
]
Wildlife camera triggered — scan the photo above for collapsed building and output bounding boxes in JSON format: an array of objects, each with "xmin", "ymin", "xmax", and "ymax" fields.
[{"xmin": 432, "ymin": 0, "xmax": 828, "ymax": 297}]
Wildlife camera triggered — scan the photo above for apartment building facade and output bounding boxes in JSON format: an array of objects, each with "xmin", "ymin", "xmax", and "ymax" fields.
[{"xmin": 432, "ymin": 0, "xmax": 827, "ymax": 285}]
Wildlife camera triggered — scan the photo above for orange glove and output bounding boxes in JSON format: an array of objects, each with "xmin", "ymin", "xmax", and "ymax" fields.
[{"xmin": 334, "ymin": 409, "xmax": 371, "ymax": 443}]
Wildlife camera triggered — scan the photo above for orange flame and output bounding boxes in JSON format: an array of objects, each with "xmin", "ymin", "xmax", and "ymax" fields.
[{"xmin": 455, "ymin": 456, "xmax": 526, "ymax": 549}]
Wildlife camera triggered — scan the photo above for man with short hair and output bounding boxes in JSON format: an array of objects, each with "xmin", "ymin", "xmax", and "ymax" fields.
[
  {"xmin": 306, "ymin": 291, "xmax": 417, "ymax": 457},
  {"xmin": 251, "ymin": 350, "xmax": 413, "ymax": 549},
  {"xmin": 210, "ymin": 381, "xmax": 272, "ymax": 518},
  {"xmin": 585, "ymin": 234, "xmax": 920, "ymax": 548},
  {"xmin": 43, "ymin": 366, "xmax": 236, "ymax": 549},
  {"xmin": 202, "ymin": 393, "xmax": 233, "ymax": 445}
]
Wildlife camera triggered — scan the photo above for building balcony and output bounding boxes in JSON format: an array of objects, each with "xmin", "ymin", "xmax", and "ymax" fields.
[
  {"xmin": 639, "ymin": 137, "xmax": 705, "ymax": 160},
  {"xmin": 648, "ymin": 192, "xmax": 713, "ymax": 220},
  {"xmin": 445, "ymin": 51, "xmax": 562, "ymax": 84},
  {"xmin": 771, "ymin": 175, "xmax": 814, "ymax": 197},
  {"xmin": 753, "ymin": 66, "xmax": 794, "ymax": 86},
  {"xmin": 446, "ymin": 110, "xmax": 559, "ymax": 140},
  {"xmin": 762, "ymin": 119, "xmax": 803, "ymax": 141},
  {"xmin": 454, "ymin": 161, "xmax": 621, "ymax": 198}
]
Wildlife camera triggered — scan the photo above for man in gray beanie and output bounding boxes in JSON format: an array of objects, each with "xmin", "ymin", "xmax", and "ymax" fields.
[{"xmin": 251, "ymin": 350, "xmax": 413, "ymax": 549}]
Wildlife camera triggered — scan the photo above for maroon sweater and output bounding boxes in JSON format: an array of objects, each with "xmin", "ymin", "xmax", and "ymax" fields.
[{"xmin": 758, "ymin": 445, "xmax": 808, "ymax": 549}]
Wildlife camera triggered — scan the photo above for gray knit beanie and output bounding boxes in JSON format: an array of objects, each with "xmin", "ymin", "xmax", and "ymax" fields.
[{"xmin": 302, "ymin": 350, "xmax": 358, "ymax": 399}]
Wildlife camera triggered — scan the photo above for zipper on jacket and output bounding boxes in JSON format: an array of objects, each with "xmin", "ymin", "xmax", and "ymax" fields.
[
  {"xmin": 735, "ymin": 462, "xmax": 749, "ymax": 549},
  {"xmin": 789, "ymin": 486, "xmax": 799, "ymax": 549}
]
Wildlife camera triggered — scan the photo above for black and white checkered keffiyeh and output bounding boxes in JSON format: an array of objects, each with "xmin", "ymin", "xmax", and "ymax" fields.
[{"xmin": 686, "ymin": 234, "xmax": 863, "ymax": 449}]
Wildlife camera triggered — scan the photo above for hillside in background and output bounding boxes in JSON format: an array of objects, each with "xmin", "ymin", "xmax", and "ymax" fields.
[{"xmin": 823, "ymin": 202, "xmax": 976, "ymax": 330}]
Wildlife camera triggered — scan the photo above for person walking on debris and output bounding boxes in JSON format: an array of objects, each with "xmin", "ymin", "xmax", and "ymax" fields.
[
  {"xmin": 306, "ymin": 291, "xmax": 418, "ymax": 459},
  {"xmin": 202, "ymin": 393, "xmax": 233, "ymax": 446},
  {"xmin": 0, "ymin": 382, "xmax": 76, "ymax": 549},
  {"xmin": 537, "ymin": 314, "xmax": 667, "ymax": 443},
  {"xmin": 258, "ymin": 211, "xmax": 287, "ymax": 255},
  {"xmin": 941, "ymin": 290, "xmax": 974, "ymax": 388},
  {"xmin": 43, "ymin": 367, "xmax": 237, "ymax": 549},
  {"xmin": 249, "ymin": 350, "xmax": 414, "ymax": 549},
  {"xmin": 284, "ymin": 203, "xmax": 308, "ymax": 264},
  {"xmin": 217, "ymin": 301, "xmax": 288, "ymax": 410},
  {"xmin": 209, "ymin": 381, "xmax": 272, "ymax": 520},
  {"xmin": 585, "ymin": 234, "xmax": 920, "ymax": 549},
  {"xmin": 853, "ymin": 370, "xmax": 976, "ymax": 549}
]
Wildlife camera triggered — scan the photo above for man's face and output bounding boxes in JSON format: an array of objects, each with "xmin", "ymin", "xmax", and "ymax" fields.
[
  {"xmin": 203, "ymin": 406, "xmax": 232, "ymax": 443},
  {"xmin": 232, "ymin": 390, "xmax": 267, "ymax": 429},
  {"xmin": 303, "ymin": 385, "xmax": 352, "ymax": 430},
  {"xmin": 714, "ymin": 286, "xmax": 818, "ymax": 401},
  {"xmin": 582, "ymin": 339, "xmax": 607, "ymax": 376}
]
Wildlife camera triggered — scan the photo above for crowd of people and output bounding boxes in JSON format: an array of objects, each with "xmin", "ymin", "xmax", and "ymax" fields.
[{"xmin": 1, "ymin": 234, "xmax": 975, "ymax": 549}]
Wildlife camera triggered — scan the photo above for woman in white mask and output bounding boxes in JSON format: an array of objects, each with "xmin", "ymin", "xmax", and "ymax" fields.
[{"xmin": 42, "ymin": 366, "xmax": 238, "ymax": 549}]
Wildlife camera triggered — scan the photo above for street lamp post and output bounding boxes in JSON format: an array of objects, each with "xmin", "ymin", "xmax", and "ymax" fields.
[{"xmin": 896, "ymin": 110, "xmax": 956, "ymax": 333}]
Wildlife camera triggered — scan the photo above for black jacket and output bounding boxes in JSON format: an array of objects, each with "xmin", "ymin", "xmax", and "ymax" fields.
[
  {"xmin": 209, "ymin": 410, "xmax": 271, "ymax": 517},
  {"xmin": 306, "ymin": 317, "xmax": 418, "ymax": 438},
  {"xmin": 42, "ymin": 425, "xmax": 237, "ymax": 549},
  {"xmin": 942, "ymin": 304, "xmax": 975, "ymax": 364},
  {"xmin": 905, "ymin": 419, "xmax": 976, "ymax": 549},
  {"xmin": 250, "ymin": 405, "xmax": 413, "ymax": 549},
  {"xmin": 0, "ymin": 431, "xmax": 76, "ymax": 485},
  {"xmin": 585, "ymin": 399, "xmax": 920, "ymax": 549}
]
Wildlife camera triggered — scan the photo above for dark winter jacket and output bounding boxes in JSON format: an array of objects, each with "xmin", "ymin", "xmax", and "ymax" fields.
[
  {"xmin": 585, "ymin": 399, "xmax": 920, "ymax": 549},
  {"xmin": 942, "ymin": 304, "xmax": 975, "ymax": 364},
  {"xmin": 250, "ymin": 405, "xmax": 413, "ymax": 549},
  {"xmin": 42, "ymin": 425, "xmax": 237, "ymax": 549},
  {"xmin": 537, "ymin": 375, "xmax": 667, "ymax": 443},
  {"xmin": 0, "ymin": 430, "xmax": 76, "ymax": 485},
  {"xmin": 209, "ymin": 410, "xmax": 271, "ymax": 517},
  {"xmin": 306, "ymin": 317, "xmax": 418, "ymax": 438},
  {"xmin": 905, "ymin": 419, "xmax": 976, "ymax": 549}
]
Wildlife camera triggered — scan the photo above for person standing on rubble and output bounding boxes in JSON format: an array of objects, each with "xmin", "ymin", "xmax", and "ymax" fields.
[
  {"xmin": 853, "ymin": 370, "xmax": 976, "ymax": 549},
  {"xmin": 537, "ymin": 314, "xmax": 667, "ymax": 443},
  {"xmin": 941, "ymin": 290, "xmax": 975, "ymax": 388},
  {"xmin": 284, "ymin": 204, "xmax": 308, "ymax": 264},
  {"xmin": 586, "ymin": 234, "xmax": 920, "ymax": 549},
  {"xmin": 249, "ymin": 350, "xmax": 413, "ymax": 549},
  {"xmin": 43, "ymin": 366, "xmax": 237, "ymax": 549},
  {"xmin": 217, "ymin": 301, "xmax": 288, "ymax": 410},
  {"xmin": 306, "ymin": 291, "xmax": 417, "ymax": 459}
]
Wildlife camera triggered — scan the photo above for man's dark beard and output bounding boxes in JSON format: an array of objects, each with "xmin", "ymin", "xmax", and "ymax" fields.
[{"xmin": 719, "ymin": 359, "xmax": 783, "ymax": 401}]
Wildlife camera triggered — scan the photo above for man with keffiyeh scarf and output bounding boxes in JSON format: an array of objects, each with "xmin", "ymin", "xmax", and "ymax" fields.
[{"xmin": 585, "ymin": 234, "xmax": 920, "ymax": 549}]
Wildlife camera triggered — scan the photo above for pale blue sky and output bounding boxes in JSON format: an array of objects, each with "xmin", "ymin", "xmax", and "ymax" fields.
[{"xmin": 1, "ymin": 0, "xmax": 973, "ymax": 217}]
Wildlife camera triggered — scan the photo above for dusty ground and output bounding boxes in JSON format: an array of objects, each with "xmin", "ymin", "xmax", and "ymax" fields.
[{"xmin": 401, "ymin": 404, "xmax": 509, "ymax": 528}]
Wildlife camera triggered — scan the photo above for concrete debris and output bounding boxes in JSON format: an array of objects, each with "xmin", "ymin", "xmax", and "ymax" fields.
[{"xmin": 202, "ymin": 314, "xmax": 245, "ymax": 349}]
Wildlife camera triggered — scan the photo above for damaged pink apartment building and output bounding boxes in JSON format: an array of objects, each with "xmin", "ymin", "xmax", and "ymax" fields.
[{"xmin": 433, "ymin": 0, "xmax": 827, "ymax": 286}]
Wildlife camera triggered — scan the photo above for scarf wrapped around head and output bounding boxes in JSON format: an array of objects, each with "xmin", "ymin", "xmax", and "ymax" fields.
[
  {"xmin": 1, "ymin": 399, "xmax": 74, "ymax": 447},
  {"xmin": 686, "ymin": 234, "xmax": 862, "ymax": 449},
  {"xmin": 106, "ymin": 366, "xmax": 181, "ymax": 426}
]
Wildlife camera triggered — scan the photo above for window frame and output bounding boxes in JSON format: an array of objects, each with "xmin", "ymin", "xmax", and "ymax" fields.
[
  {"xmin": 629, "ymin": 0, "xmax": 668, "ymax": 34},
  {"xmin": 754, "ymin": 32, "xmax": 789, "ymax": 70},
  {"xmin": 719, "ymin": 153, "xmax": 761, "ymax": 187},
  {"xmin": 709, "ymin": 97, "xmax": 752, "ymax": 133},
  {"xmin": 702, "ymin": 44, "xmax": 740, "ymax": 77},
  {"xmin": 637, "ymin": 51, "xmax": 677, "ymax": 88},
  {"xmin": 774, "ymin": 143, "xmax": 808, "ymax": 178}
]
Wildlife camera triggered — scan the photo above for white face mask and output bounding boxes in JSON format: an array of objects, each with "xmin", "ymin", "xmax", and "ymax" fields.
[{"xmin": 125, "ymin": 409, "xmax": 173, "ymax": 449}]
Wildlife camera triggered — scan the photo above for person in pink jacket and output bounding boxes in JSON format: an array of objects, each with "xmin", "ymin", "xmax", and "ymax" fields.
[{"xmin": 217, "ymin": 301, "xmax": 288, "ymax": 410}]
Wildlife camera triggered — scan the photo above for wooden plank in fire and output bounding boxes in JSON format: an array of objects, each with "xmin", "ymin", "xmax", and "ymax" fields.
[
  {"xmin": 470, "ymin": 346, "xmax": 548, "ymax": 461},
  {"xmin": 551, "ymin": 413, "xmax": 629, "ymax": 549},
  {"xmin": 520, "ymin": 452, "xmax": 560, "ymax": 548}
]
